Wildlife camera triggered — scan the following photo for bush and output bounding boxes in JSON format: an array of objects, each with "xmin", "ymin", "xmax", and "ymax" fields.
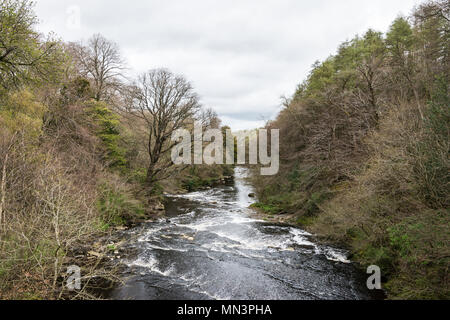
[
  {"xmin": 412, "ymin": 78, "xmax": 449, "ymax": 208},
  {"xmin": 86, "ymin": 101, "xmax": 127, "ymax": 170},
  {"xmin": 96, "ymin": 181, "xmax": 145, "ymax": 229}
]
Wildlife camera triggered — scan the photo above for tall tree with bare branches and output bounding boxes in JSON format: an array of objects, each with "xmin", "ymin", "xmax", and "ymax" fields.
[
  {"xmin": 70, "ymin": 34, "xmax": 125, "ymax": 102},
  {"xmin": 126, "ymin": 69, "xmax": 201, "ymax": 187}
]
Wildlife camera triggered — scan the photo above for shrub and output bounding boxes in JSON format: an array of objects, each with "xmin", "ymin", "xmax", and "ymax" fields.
[
  {"xmin": 86, "ymin": 101, "xmax": 127, "ymax": 170},
  {"xmin": 96, "ymin": 180, "xmax": 145, "ymax": 229}
]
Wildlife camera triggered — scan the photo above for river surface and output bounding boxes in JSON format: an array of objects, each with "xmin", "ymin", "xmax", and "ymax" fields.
[{"xmin": 109, "ymin": 167, "xmax": 375, "ymax": 300}]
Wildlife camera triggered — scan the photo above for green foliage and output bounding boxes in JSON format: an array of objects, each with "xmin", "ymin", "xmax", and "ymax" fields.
[
  {"xmin": 96, "ymin": 183, "xmax": 145, "ymax": 229},
  {"xmin": 388, "ymin": 225, "xmax": 413, "ymax": 258},
  {"xmin": 296, "ymin": 29, "xmax": 386, "ymax": 99},
  {"xmin": 386, "ymin": 17, "xmax": 417, "ymax": 80},
  {"xmin": 255, "ymin": 1, "xmax": 449, "ymax": 300},
  {"xmin": 128, "ymin": 168, "xmax": 147, "ymax": 184},
  {"xmin": 296, "ymin": 58, "xmax": 336, "ymax": 99},
  {"xmin": 386, "ymin": 17, "xmax": 415, "ymax": 53},
  {"xmin": 304, "ymin": 191, "xmax": 330, "ymax": 216},
  {"xmin": 295, "ymin": 215, "xmax": 316, "ymax": 227},
  {"xmin": 255, "ymin": 165, "xmax": 331, "ymax": 217},
  {"xmin": 182, "ymin": 175, "xmax": 218, "ymax": 192},
  {"xmin": 357, "ymin": 245, "xmax": 396, "ymax": 276},
  {"xmin": 149, "ymin": 181, "xmax": 164, "ymax": 196},
  {"xmin": 179, "ymin": 164, "xmax": 232, "ymax": 192},
  {"xmin": 0, "ymin": 89, "xmax": 46, "ymax": 138},
  {"xmin": 86, "ymin": 101, "xmax": 127, "ymax": 169},
  {"xmin": 222, "ymin": 164, "xmax": 235, "ymax": 177},
  {"xmin": 250, "ymin": 202, "xmax": 282, "ymax": 215},
  {"xmin": 335, "ymin": 30, "xmax": 385, "ymax": 72},
  {"xmin": 412, "ymin": 78, "xmax": 450, "ymax": 207},
  {"xmin": 0, "ymin": 0, "xmax": 65, "ymax": 89},
  {"xmin": 384, "ymin": 210, "xmax": 449, "ymax": 299},
  {"xmin": 60, "ymin": 76, "xmax": 93, "ymax": 103}
]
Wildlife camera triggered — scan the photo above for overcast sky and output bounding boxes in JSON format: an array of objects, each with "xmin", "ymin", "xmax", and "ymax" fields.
[{"xmin": 34, "ymin": 0, "xmax": 422, "ymax": 130}]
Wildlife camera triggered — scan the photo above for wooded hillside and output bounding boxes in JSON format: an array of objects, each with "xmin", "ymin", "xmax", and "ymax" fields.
[{"xmin": 252, "ymin": 0, "xmax": 449, "ymax": 299}]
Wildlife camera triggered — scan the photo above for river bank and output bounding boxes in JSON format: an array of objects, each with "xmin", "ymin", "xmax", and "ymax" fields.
[
  {"xmin": 102, "ymin": 167, "xmax": 377, "ymax": 300},
  {"xmin": 62, "ymin": 176, "xmax": 235, "ymax": 299}
]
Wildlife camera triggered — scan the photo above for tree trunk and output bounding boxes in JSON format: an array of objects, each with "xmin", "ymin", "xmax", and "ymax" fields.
[
  {"xmin": 413, "ymin": 88, "xmax": 425, "ymax": 120},
  {"xmin": 145, "ymin": 167, "xmax": 155, "ymax": 187},
  {"xmin": 0, "ymin": 153, "xmax": 8, "ymax": 231},
  {"xmin": 145, "ymin": 162, "xmax": 159, "ymax": 190}
]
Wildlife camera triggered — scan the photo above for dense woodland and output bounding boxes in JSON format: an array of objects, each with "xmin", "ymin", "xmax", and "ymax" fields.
[
  {"xmin": 0, "ymin": 0, "xmax": 231, "ymax": 299},
  {"xmin": 253, "ymin": 0, "xmax": 449, "ymax": 299},
  {"xmin": 0, "ymin": 0, "xmax": 448, "ymax": 300}
]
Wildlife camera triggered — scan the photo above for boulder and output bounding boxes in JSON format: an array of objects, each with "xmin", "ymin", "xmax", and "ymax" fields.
[{"xmin": 155, "ymin": 202, "xmax": 165, "ymax": 211}]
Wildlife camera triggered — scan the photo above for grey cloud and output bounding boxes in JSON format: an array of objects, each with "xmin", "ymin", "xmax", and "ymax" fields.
[{"xmin": 35, "ymin": 0, "xmax": 421, "ymax": 130}]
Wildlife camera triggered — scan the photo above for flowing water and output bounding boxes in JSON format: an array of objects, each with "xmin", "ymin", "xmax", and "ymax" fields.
[{"xmin": 109, "ymin": 167, "xmax": 375, "ymax": 300}]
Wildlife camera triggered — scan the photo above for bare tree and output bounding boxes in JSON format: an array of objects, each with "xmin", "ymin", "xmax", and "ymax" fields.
[
  {"xmin": 70, "ymin": 34, "xmax": 125, "ymax": 101},
  {"xmin": 125, "ymin": 69, "xmax": 201, "ymax": 187},
  {"xmin": 199, "ymin": 107, "xmax": 221, "ymax": 129}
]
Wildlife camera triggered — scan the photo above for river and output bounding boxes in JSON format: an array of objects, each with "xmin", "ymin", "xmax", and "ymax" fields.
[{"xmin": 108, "ymin": 167, "xmax": 375, "ymax": 300}]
